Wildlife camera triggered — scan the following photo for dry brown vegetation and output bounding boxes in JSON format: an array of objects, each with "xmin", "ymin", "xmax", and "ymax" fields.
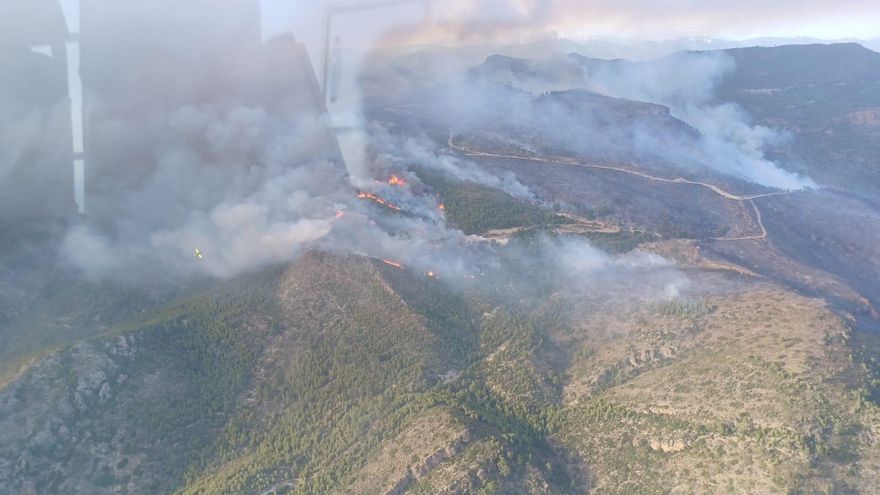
[{"xmin": 554, "ymin": 287, "xmax": 880, "ymax": 494}]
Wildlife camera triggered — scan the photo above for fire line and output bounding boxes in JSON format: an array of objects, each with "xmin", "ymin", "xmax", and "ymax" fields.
[
  {"xmin": 357, "ymin": 192, "xmax": 403, "ymax": 211},
  {"xmin": 382, "ymin": 259, "xmax": 404, "ymax": 269}
]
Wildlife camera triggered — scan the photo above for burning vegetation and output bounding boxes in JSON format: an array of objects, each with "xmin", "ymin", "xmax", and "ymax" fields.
[
  {"xmin": 373, "ymin": 174, "xmax": 408, "ymax": 187},
  {"xmin": 357, "ymin": 192, "xmax": 402, "ymax": 212},
  {"xmin": 379, "ymin": 259, "xmax": 440, "ymax": 279},
  {"xmin": 382, "ymin": 259, "xmax": 404, "ymax": 269},
  {"xmin": 388, "ymin": 175, "xmax": 407, "ymax": 186}
]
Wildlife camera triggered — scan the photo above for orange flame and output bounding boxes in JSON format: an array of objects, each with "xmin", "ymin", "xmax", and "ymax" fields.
[
  {"xmin": 335, "ymin": 210, "xmax": 346, "ymax": 219},
  {"xmin": 426, "ymin": 271, "xmax": 438, "ymax": 279},
  {"xmin": 383, "ymin": 259, "xmax": 404, "ymax": 269},
  {"xmin": 357, "ymin": 192, "xmax": 402, "ymax": 211},
  {"xmin": 388, "ymin": 175, "xmax": 407, "ymax": 186},
  {"xmin": 438, "ymin": 203, "xmax": 446, "ymax": 212}
]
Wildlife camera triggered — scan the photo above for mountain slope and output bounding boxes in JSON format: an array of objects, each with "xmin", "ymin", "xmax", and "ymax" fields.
[
  {"xmin": 4, "ymin": 242, "xmax": 879, "ymax": 494},
  {"xmin": 717, "ymin": 43, "xmax": 880, "ymax": 199},
  {"xmin": 0, "ymin": 266, "xmax": 282, "ymax": 494},
  {"xmin": 3, "ymin": 42, "xmax": 880, "ymax": 494},
  {"xmin": 554, "ymin": 285, "xmax": 880, "ymax": 493}
]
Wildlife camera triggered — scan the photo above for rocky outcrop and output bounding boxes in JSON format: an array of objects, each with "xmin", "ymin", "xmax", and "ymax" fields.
[
  {"xmin": 0, "ymin": 335, "xmax": 143, "ymax": 494},
  {"xmin": 384, "ymin": 430, "xmax": 472, "ymax": 495}
]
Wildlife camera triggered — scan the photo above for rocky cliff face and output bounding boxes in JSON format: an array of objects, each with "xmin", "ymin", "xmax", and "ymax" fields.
[
  {"xmin": 0, "ymin": 336, "xmax": 153, "ymax": 494},
  {"xmin": 385, "ymin": 430, "xmax": 472, "ymax": 495}
]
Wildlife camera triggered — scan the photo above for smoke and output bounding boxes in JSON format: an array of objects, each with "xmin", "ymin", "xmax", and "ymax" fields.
[
  {"xmin": 582, "ymin": 51, "xmax": 818, "ymax": 190},
  {"xmin": 276, "ymin": 1, "xmax": 819, "ymax": 191},
  {"xmin": 0, "ymin": 109, "xmax": 45, "ymax": 180},
  {"xmin": 50, "ymin": 90, "xmax": 519, "ymax": 281},
  {"xmin": 0, "ymin": 96, "xmax": 74, "ymax": 218},
  {"xmin": 320, "ymin": 119, "xmax": 689, "ymax": 299},
  {"xmin": 400, "ymin": 50, "xmax": 815, "ymax": 191},
  {"xmin": 0, "ymin": 0, "xmax": 694, "ymax": 306},
  {"xmin": 60, "ymin": 105, "xmax": 351, "ymax": 279},
  {"xmin": 369, "ymin": 123, "xmax": 535, "ymax": 199},
  {"xmin": 55, "ymin": 88, "xmax": 686, "ymax": 292},
  {"xmin": 548, "ymin": 237, "xmax": 689, "ymax": 300}
]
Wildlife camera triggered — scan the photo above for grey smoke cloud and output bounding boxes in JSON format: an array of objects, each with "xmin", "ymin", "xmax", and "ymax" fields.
[
  {"xmin": 546, "ymin": 236, "xmax": 688, "ymax": 300},
  {"xmin": 0, "ymin": 101, "xmax": 74, "ymax": 218},
  {"xmin": 61, "ymin": 105, "xmax": 351, "ymax": 279},
  {"xmin": 0, "ymin": 106, "xmax": 67, "ymax": 180},
  {"xmin": 582, "ymin": 51, "xmax": 818, "ymax": 190},
  {"xmin": 58, "ymin": 87, "xmax": 685, "ymax": 289},
  {"xmin": 368, "ymin": 124, "xmax": 534, "ymax": 199},
  {"xmin": 404, "ymin": 50, "xmax": 815, "ymax": 190},
  {"xmin": 1, "ymin": 0, "xmax": 692, "ymax": 296}
]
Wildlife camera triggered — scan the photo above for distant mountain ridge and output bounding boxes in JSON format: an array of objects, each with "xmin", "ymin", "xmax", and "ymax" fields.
[
  {"xmin": 463, "ymin": 42, "xmax": 880, "ymax": 199},
  {"xmin": 715, "ymin": 43, "xmax": 880, "ymax": 199}
]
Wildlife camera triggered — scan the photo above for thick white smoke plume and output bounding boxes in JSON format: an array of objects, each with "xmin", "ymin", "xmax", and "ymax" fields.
[
  {"xmin": 0, "ymin": 0, "xmax": 688, "ymax": 296},
  {"xmin": 583, "ymin": 51, "xmax": 818, "ymax": 190},
  {"xmin": 407, "ymin": 50, "xmax": 816, "ymax": 190},
  {"xmin": 62, "ymin": 106, "xmax": 350, "ymax": 278},
  {"xmin": 58, "ymin": 94, "xmax": 685, "ymax": 291}
]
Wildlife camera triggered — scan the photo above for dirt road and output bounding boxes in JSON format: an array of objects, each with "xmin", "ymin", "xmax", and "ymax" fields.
[{"xmin": 447, "ymin": 132, "xmax": 787, "ymax": 241}]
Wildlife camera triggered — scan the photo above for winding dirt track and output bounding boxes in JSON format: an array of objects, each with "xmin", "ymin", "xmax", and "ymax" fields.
[{"xmin": 447, "ymin": 132, "xmax": 786, "ymax": 242}]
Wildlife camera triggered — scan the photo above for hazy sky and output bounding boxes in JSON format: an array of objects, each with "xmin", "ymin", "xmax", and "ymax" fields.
[
  {"xmin": 56, "ymin": 1, "xmax": 880, "ymax": 56},
  {"xmin": 263, "ymin": 0, "xmax": 880, "ymax": 52}
]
